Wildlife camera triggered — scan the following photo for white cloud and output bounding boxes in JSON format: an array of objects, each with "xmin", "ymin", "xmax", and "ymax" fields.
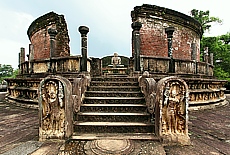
[
  {"xmin": 0, "ymin": 8, "xmax": 34, "ymax": 69},
  {"xmin": 0, "ymin": 0, "xmax": 229, "ymax": 69}
]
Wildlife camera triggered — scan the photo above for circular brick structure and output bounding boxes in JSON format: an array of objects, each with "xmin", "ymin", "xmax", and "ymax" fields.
[
  {"xmin": 131, "ymin": 4, "xmax": 203, "ymax": 61},
  {"xmin": 27, "ymin": 12, "xmax": 70, "ymax": 60}
]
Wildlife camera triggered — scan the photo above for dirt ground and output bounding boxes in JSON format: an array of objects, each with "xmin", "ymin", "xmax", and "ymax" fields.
[{"xmin": 0, "ymin": 95, "xmax": 229, "ymax": 155}]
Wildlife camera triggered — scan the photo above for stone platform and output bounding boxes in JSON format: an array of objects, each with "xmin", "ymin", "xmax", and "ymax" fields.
[{"xmin": 0, "ymin": 96, "xmax": 230, "ymax": 154}]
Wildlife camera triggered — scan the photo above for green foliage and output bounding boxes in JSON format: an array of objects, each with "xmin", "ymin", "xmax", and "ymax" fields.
[
  {"xmin": 190, "ymin": 9, "xmax": 222, "ymax": 33},
  {"xmin": 201, "ymin": 35, "xmax": 230, "ymax": 81},
  {"xmin": 191, "ymin": 9, "xmax": 230, "ymax": 81},
  {"xmin": 0, "ymin": 64, "xmax": 18, "ymax": 83}
]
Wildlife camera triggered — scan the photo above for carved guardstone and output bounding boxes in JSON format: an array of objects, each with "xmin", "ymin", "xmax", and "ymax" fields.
[
  {"xmin": 155, "ymin": 76, "xmax": 190, "ymax": 145},
  {"xmin": 38, "ymin": 75, "xmax": 73, "ymax": 141}
]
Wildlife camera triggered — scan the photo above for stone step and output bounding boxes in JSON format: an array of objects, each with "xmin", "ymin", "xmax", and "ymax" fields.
[
  {"xmin": 90, "ymin": 81, "xmax": 139, "ymax": 87},
  {"xmin": 80, "ymin": 104, "xmax": 147, "ymax": 113},
  {"xmin": 71, "ymin": 133, "xmax": 159, "ymax": 140},
  {"xmin": 76, "ymin": 112, "xmax": 151, "ymax": 122},
  {"xmin": 85, "ymin": 91, "xmax": 144, "ymax": 97},
  {"xmin": 92, "ymin": 77, "xmax": 138, "ymax": 82},
  {"xmin": 73, "ymin": 121, "xmax": 154, "ymax": 133},
  {"xmin": 88, "ymin": 86, "xmax": 140, "ymax": 91},
  {"xmin": 83, "ymin": 97, "xmax": 145, "ymax": 104}
]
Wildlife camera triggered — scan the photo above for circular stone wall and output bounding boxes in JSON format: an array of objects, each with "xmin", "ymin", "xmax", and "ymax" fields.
[
  {"xmin": 131, "ymin": 4, "xmax": 203, "ymax": 61},
  {"xmin": 27, "ymin": 12, "xmax": 70, "ymax": 60}
]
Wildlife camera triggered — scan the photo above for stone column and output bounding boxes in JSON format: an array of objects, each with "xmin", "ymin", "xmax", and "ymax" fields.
[
  {"xmin": 203, "ymin": 47, "xmax": 209, "ymax": 63},
  {"xmin": 29, "ymin": 44, "xmax": 34, "ymax": 73},
  {"xmin": 191, "ymin": 42, "xmax": 197, "ymax": 74},
  {"xmin": 78, "ymin": 26, "xmax": 89, "ymax": 72},
  {"xmin": 131, "ymin": 22, "xmax": 142, "ymax": 72},
  {"xmin": 209, "ymin": 53, "xmax": 213, "ymax": 65},
  {"xmin": 191, "ymin": 43, "xmax": 197, "ymax": 60},
  {"xmin": 18, "ymin": 52, "xmax": 21, "ymax": 73},
  {"xmin": 20, "ymin": 47, "xmax": 25, "ymax": 74},
  {"xmin": 203, "ymin": 47, "xmax": 209, "ymax": 75},
  {"xmin": 48, "ymin": 28, "xmax": 58, "ymax": 72},
  {"xmin": 20, "ymin": 47, "xmax": 25, "ymax": 63},
  {"xmin": 165, "ymin": 27, "xmax": 175, "ymax": 73}
]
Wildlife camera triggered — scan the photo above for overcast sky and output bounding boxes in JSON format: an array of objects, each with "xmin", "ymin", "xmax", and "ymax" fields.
[{"xmin": 0, "ymin": 0, "xmax": 229, "ymax": 69}]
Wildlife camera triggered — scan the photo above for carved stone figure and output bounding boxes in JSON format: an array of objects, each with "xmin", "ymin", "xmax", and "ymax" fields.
[
  {"xmin": 161, "ymin": 81, "xmax": 187, "ymax": 135},
  {"xmin": 39, "ymin": 75, "xmax": 73, "ymax": 141},
  {"xmin": 41, "ymin": 80, "xmax": 65, "ymax": 137},
  {"xmin": 111, "ymin": 52, "xmax": 121, "ymax": 67}
]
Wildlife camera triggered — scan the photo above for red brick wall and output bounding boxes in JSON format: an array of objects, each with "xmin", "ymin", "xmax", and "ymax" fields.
[
  {"xmin": 131, "ymin": 4, "xmax": 202, "ymax": 61},
  {"xmin": 27, "ymin": 12, "xmax": 70, "ymax": 60},
  {"xmin": 136, "ymin": 18, "xmax": 200, "ymax": 61},
  {"xmin": 30, "ymin": 28, "xmax": 51, "ymax": 60}
]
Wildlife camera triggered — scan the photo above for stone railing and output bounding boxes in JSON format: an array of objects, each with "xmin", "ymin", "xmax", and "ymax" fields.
[
  {"xmin": 0, "ymin": 84, "xmax": 7, "ymax": 92},
  {"xmin": 185, "ymin": 78, "xmax": 226, "ymax": 109},
  {"xmin": 5, "ymin": 78, "xmax": 41, "ymax": 108},
  {"xmin": 5, "ymin": 73, "xmax": 91, "ymax": 109},
  {"xmin": 138, "ymin": 71, "xmax": 156, "ymax": 114},
  {"xmin": 71, "ymin": 74, "xmax": 91, "ymax": 113},
  {"xmin": 140, "ymin": 55, "xmax": 213, "ymax": 76},
  {"xmin": 19, "ymin": 56, "xmax": 91, "ymax": 75}
]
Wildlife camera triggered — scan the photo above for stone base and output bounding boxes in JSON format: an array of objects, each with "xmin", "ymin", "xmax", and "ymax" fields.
[
  {"xmin": 89, "ymin": 139, "xmax": 134, "ymax": 155},
  {"xmin": 103, "ymin": 67, "xmax": 127, "ymax": 74},
  {"xmin": 59, "ymin": 139, "xmax": 166, "ymax": 155},
  {"xmin": 161, "ymin": 134, "xmax": 191, "ymax": 146}
]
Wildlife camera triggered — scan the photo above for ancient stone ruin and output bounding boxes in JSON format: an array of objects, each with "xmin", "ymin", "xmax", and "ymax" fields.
[{"xmin": 5, "ymin": 4, "xmax": 227, "ymax": 145}]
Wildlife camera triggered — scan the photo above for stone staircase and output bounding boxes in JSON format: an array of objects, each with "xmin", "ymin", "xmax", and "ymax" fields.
[{"xmin": 72, "ymin": 75, "xmax": 155, "ymax": 139}]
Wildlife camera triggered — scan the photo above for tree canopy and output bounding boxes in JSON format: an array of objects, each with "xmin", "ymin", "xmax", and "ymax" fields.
[
  {"xmin": 190, "ymin": 9, "xmax": 222, "ymax": 33},
  {"xmin": 191, "ymin": 9, "xmax": 230, "ymax": 82},
  {"xmin": 0, "ymin": 64, "xmax": 18, "ymax": 83}
]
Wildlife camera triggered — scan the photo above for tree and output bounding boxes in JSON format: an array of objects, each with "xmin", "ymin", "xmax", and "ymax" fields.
[
  {"xmin": 200, "ymin": 36, "xmax": 230, "ymax": 81},
  {"xmin": 0, "ymin": 64, "xmax": 15, "ymax": 83},
  {"xmin": 190, "ymin": 9, "xmax": 222, "ymax": 33}
]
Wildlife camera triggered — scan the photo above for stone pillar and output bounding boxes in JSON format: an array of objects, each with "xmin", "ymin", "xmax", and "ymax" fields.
[
  {"xmin": 131, "ymin": 22, "xmax": 142, "ymax": 72},
  {"xmin": 191, "ymin": 43, "xmax": 197, "ymax": 60},
  {"xmin": 210, "ymin": 53, "xmax": 213, "ymax": 65},
  {"xmin": 18, "ymin": 52, "xmax": 21, "ymax": 73},
  {"xmin": 20, "ymin": 47, "xmax": 25, "ymax": 63},
  {"xmin": 204, "ymin": 47, "xmax": 209, "ymax": 63},
  {"xmin": 20, "ymin": 47, "xmax": 25, "ymax": 74},
  {"xmin": 191, "ymin": 43, "xmax": 197, "ymax": 74},
  {"xmin": 48, "ymin": 28, "xmax": 58, "ymax": 72},
  {"xmin": 78, "ymin": 26, "xmax": 89, "ymax": 72},
  {"xmin": 29, "ymin": 44, "xmax": 34, "ymax": 73},
  {"xmin": 165, "ymin": 27, "xmax": 175, "ymax": 73}
]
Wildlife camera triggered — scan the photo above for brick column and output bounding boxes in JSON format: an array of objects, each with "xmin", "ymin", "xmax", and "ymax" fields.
[
  {"xmin": 131, "ymin": 22, "xmax": 142, "ymax": 72},
  {"xmin": 165, "ymin": 27, "xmax": 175, "ymax": 73},
  {"xmin": 79, "ymin": 26, "xmax": 89, "ymax": 72},
  {"xmin": 48, "ymin": 28, "xmax": 58, "ymax": 72}
]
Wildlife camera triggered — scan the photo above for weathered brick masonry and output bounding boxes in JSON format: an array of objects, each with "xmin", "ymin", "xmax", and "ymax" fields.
[
  {"xmin": 27, "ymin": 12, "xmax": 70, "ymax": 60},
  {"xmin": 131, "ymin": 4, "xmax": 203, "ymax": 61}
]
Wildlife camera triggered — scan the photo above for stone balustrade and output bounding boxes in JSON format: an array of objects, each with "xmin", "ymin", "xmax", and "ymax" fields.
[
  {"xmin": 19, "ymin": 56, "xmax": 92, "ymax": 76},
  {"xmin": 140, "ymin": 55, "xmax": 213, "ymax": 76}
]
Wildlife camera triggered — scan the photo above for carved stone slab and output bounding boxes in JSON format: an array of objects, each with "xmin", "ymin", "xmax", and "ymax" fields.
[
  {"xmin": 38, "ymin": 75, "xmax": 73, "ymax": 140},
  {"xmin": 155, "ymin": 76, "xmax": 190, "ymax": 145}
]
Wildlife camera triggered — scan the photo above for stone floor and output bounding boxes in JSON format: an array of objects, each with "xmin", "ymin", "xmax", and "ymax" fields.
[{"xmin": 0, "ymin": 95, "xmax": 230, "ymax": 155}]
